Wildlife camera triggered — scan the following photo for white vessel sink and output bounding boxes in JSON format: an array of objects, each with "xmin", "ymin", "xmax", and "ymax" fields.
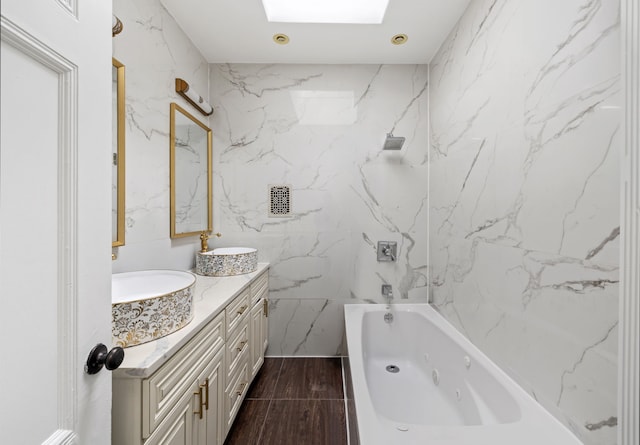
[
  {"xmin": 195, "ymin": 247, "xmax": 258, "ymax": 276},
  {"xmin": 112, "ymin": 270, "xmax": 196, "ymax": 348}
]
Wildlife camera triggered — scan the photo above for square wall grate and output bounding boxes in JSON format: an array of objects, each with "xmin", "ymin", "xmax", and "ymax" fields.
[{"xmin": 269, "ymin": 184, "xmax": 291, "ymax": 217}]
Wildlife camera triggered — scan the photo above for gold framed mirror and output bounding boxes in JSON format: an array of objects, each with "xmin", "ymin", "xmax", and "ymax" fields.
[
  {"xmin": 170, "ymin": 102, "xmax": 213, "ymax": 238},
  {"xmin": 112, "ymin": 58, "xmax": 125, "ymax": 247}
]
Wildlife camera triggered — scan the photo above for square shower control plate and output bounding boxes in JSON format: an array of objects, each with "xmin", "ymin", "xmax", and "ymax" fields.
[{"xmin": 377, "ymin": 241, "xmax": 397, "ymax": 262}]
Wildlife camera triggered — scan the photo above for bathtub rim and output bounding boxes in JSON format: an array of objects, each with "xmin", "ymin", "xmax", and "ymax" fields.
[{"xmin": 343, "ymin": 303, "xmax": 583, "ymax": 444}]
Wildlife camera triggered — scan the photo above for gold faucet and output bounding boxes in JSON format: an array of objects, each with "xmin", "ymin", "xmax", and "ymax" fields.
[
  {"xmin": 200, "ymin": 231, "xmax": 221, "ymax": 253},
  {"xmin": 200, "ymin": 232, "xmax": 209, "ymax": 253}
]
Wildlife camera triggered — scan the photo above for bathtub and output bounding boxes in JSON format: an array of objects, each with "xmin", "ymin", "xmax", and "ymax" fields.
[{"xmin": 344, "ymin": 304, "xmax": 582, "ymax": 445}]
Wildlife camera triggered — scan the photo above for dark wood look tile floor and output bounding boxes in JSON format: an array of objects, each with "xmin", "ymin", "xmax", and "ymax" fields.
[{"xmin": 224, "ymin": 358, "xmax": 347, "ymax": 445}]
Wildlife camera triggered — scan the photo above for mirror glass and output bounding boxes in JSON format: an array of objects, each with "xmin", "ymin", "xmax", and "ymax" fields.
[
  {"xmin": 112, "ymin": 58, "xmax": 125, "ymax": 247},
  {"xmin": 170, "ymin": 102, "xmax": 212, "ymax": 238}
]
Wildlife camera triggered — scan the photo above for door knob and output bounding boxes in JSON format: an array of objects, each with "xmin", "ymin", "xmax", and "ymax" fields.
[{"xmin": 85, "ymin": 343, "xmax": 125, "ymax": 374}]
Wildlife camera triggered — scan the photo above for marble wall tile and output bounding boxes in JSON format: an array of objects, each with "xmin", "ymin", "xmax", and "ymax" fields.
[
  {"xmin": 112, "ymin": 0, "xmax": 209, "ymax": 272},
  {"xmin": 267, "ymin": 299, "xmax": 346, "ymax": 356},
  {"xmin": 211, "ymin": 64, "xmax": 430, "ymax": 356},
  {"xmin": 429, "ymin": 0, "xmax": 620, "ymax": 443}
]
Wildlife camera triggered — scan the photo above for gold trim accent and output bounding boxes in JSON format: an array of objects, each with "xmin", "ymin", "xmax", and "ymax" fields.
[
  {"xmin": 391, "ymin": 34, "xmax": 408, "ymax": 45},
  {"xmin": 273, "ymin": 33, "xmax": 290, "ymax": 45},
  {"xmin": 112, "ymin": 58, "xmax": 126, "ymax": 248},
  {"xmin": 169, "ymin": 103, "xmax": 214, "ymax": 239}
]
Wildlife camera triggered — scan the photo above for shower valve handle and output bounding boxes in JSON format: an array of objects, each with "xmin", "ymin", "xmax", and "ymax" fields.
[{"xmin": 377, "ymin": 241, "xmax": 397, "ymax": 262}]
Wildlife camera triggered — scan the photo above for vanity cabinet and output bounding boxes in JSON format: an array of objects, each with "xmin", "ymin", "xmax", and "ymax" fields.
[
  {"xmin": 113, "ymin": 312, "xmax": 225, "ymax": 445},
  {"xmin": 112, "ymin": 268, "xmax": 269, "ymax": 445}
]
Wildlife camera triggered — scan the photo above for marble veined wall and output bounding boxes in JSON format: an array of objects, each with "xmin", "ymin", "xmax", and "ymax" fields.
[
  {"xmin": 429, "ymin": 0, "xmax": 620, "ymax": 444},
  {"xmin": 112, "ymin": 0, "xmax": 209, "ymax": 273},
  {"xmin": 210, "ymin": 64, "xmax": 429, "ymax": 355}
]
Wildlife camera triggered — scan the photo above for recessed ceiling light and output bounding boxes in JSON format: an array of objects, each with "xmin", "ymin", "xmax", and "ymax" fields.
[
  {"xmin": 262, "ymin": 0, "xmax": 389, "ymax": 24},
  {"xmin": 273, "ymin": 33, "xmax": 290, "ymax": 45},
  {"xmin": 391, "ymin": 34, "xmax": 408, "ymax": 45}
]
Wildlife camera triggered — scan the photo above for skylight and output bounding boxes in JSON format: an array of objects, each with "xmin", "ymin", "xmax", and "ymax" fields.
[{"xmin": 261, "ymin": 0, "xmax": 390, "ymax": 24}]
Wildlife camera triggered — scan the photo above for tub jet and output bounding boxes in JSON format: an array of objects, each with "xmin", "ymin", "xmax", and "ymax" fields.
[{"xmin": 386, "ymin": 364, "xmax": 400, "ymax": 373}]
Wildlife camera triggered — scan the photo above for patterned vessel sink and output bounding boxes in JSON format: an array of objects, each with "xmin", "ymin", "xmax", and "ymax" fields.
[
  {"xmin": 112, "ymin": 270, "xmax": 196, "ymax": 348},
  {"xmin": 196, "ymin": 247, "xmax": 258, "ymax": 276}
]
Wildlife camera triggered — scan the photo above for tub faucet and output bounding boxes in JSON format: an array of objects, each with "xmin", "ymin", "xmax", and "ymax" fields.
[
  {"xmin": 382, "ymin": 284, "xmax": 394, "ymax": 323},
  {"xmin": 381, "ymin": 284, "xmax": 393, "ymax": 305}
]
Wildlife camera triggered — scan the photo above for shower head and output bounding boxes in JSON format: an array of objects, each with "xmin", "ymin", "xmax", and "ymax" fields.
[{"xmin": 383, "ymin": 133, "xmax": 405, "ymax": 150}]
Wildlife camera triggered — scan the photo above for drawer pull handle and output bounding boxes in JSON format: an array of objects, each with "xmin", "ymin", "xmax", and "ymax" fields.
[
  {"xmin": 236, "ymin": 340, "xmax": 247, "ymax": 352},
  {"xmin": 263, "ymin": 299, "xmax": 269, "ymax": 317},
  {"xmin": 237, "ymin": 305, "xmax": 248, "ymax": 315},
  {"xmin": 193, "ymin": 386, "xmax": 204, "ymax": 419},
  {"xmin": 200, "ymin": 378, "xmax": 209, "ymax": 411},
  {"xmin": 235, "ymin": 382, "xmax": 247, "ymax": 396}
]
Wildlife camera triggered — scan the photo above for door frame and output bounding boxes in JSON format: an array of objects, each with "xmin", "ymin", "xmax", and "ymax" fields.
[{"xmin": 619, "ymin": 1, "xmax": 639, "ymax": 444}]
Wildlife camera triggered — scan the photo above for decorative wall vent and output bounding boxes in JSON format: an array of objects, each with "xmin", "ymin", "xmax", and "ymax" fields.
[{"xmin": 269, "ymin": 184, "xmax": 291, "ymax": 217}]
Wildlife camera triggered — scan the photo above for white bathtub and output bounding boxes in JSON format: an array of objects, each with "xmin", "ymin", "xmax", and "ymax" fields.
[{"xmin": 344, "ymin": 304, "xmax": 582, "ymax": 445}]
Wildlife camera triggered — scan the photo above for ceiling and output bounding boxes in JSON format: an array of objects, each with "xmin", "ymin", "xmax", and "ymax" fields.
[{"xmin": 159, "ymin": 0, "xmax": 471, "ymax": 64}]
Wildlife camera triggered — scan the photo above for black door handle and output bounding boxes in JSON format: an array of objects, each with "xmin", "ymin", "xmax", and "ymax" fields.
[{"xmin": 85, "ymin": 343, "xmax": 125, "ymax": 374}]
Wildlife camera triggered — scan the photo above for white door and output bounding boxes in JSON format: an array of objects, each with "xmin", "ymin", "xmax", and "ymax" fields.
[{"xmin": 0, "ymin": 0, "xmax": 113, "ymax": 444}]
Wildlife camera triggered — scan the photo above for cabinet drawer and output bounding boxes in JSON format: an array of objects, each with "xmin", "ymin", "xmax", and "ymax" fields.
[
  {"xmin": 143, "ymin": 312, "xmax": 224, "ymax": 438},
  {"xmin": 250, "ymin": 271, "xmax": 268, "ymax": 305},
  {"xmin": 226, "ymin": 323, "xmax": 249, "ymax": 377},
  {"xmin": 225, "ymin": 289, "xmax": 250, "ymax": 335},
  {"xmin": 224, "ymin": 359, "xmax": 250, "ymax": 431}
]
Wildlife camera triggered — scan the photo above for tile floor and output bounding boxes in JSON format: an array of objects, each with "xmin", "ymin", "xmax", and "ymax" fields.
[{"xmin": 224, "ymin": 357, "xmax": 347, "ymax": 445}]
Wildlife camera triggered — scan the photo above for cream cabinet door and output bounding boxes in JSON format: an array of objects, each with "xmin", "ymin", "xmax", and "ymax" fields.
[
  {"xmin": 144, "ymin": 390, "xmax": 197, "ymax": 445},
  {"xmin": 148, "ymin": 344, "xmax": 224, "ymax": 445},
  {"xmin": 250, "ymin": 302, "xmax": 265, "ymax": 378},
  {"xmin": 200, "ymin": 349, "xmax": 225, "ymax": 445}
]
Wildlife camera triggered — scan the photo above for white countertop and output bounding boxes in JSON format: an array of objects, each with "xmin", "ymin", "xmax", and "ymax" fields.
[{"xmin": 113, "ymin": 263, "xmax": 269, "ymax": 379}]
